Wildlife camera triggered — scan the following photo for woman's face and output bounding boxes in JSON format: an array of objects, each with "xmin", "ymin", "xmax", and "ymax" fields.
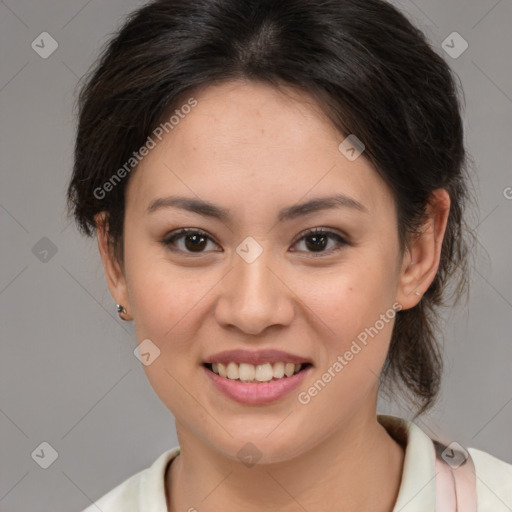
[{"xmin": 102, "ymin": 80, "xmax": 422, "ymax": 463}]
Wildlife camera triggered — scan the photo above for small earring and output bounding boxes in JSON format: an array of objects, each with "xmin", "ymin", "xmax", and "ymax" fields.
[
  {"xmin": 414, "ymin": 290, "xmax": 421, "ymax": 296},
  {"xmin": 116, "ymin": 304, "xmax": 129, "ymax": 320}
]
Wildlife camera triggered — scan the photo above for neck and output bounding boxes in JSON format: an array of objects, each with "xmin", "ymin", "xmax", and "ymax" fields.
[{"xmin": 166, "ymin": 413, "xmax": 405, "ymax": 512}]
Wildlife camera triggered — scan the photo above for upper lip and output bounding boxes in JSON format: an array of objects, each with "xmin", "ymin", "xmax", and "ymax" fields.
[{"xmin": 204, "ymin": 349, "xmax": 313, "ymax": 366}]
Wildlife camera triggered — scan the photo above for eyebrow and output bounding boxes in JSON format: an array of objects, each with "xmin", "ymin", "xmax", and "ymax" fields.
[{"xmin": 146, "ymin": 193, "xmax": 368, "ymax": 222}]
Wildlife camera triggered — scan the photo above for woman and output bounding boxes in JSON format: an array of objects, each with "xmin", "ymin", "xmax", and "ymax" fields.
[{"xmin": 67, "ymin": 0, "xmax": 512, "ymax": 510}]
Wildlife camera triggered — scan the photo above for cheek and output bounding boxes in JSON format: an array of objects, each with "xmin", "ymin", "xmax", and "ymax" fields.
[
  {"xmin": 128, "ymin": 270, "xmax": 169, "ymax": 331},
  {"xmin": 124, "ymin": 252, "xmax": 202, "ymax": 410},
  {"xmin": 124, "ymin": 233, "xmax": 181, "ymax": 318},
  {"xmin": 304, "ymin": 257, "xmax": 399, "ymax": 372},
  {"xmin": 123, "ymin": 239, "xmax": 179, "ymax": 343},
  {"xmin": 299, "ymin": 275, "xmax": 398, "ymax": 414},
  {"xmin": 124, "ymin": 243, "xmax": 218, "ymax": 362},
  {"xmin": 307, "ymin": 256, "xmax": 396, "ymax": 325}
]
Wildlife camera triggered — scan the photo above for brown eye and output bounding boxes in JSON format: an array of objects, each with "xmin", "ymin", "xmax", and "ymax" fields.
[
  {"xmin": 162, "ymin": 228, "xmax": 219, "ymax": 253},
  {"xmin": 182, "ymin": 232, "xmax": 208, "ymax": 252},
  {"xmin": 305, "ymin": 232, "xmax": 329, "ymax": 251},
  {"xmin": 292, "ymin": 228, "xmax": 347, "ymax": 256},
  {"xmin": 162, "ymin": 227, "xmax": 347, "ymax": 257}
]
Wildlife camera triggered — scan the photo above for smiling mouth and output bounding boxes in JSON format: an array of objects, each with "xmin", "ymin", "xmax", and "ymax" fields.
[{"xmin": 203, "ymin": 362, "xmax": 313, "ymax": 383}]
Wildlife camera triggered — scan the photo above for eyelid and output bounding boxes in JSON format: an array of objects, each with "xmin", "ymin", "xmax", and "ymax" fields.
[{"xmin": 292, "ymin": 226, "xmax": 348, "ymax": 244}]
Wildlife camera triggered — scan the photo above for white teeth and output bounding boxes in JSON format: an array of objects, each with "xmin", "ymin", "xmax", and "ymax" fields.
[
  {"xmin": 209, "ymin": 361, "xmax": 305, "ymax": 381},
  {"xmin": 285, "ymin": 362, "xmax": 295, "ymax": 377},
  {"xmin": 255, "ymin": 363, "xmax": 274, "ymax": 382},
  {"xmin": 226, "ymin": 362, "xmax": 239, "ymax": 380},
  {"xmin": 273, "ymin": 361, "xmax": 285, "ymax": 378},
  {"xmin": 217, "ymin": 362, "xmax": 227, "ymax": 378},
  {"xmin": 239, "ymin": 363, "xmax": 255, "ymax": 382}
]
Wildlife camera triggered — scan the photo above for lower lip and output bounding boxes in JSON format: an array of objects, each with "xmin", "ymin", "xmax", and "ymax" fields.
[{"xmin": 203, "ymin": 365, "xmax": 313, "ymax": 405}]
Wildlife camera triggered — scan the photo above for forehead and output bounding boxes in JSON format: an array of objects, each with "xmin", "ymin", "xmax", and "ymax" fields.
[{"xmin": 126, "ymin": 80, "xmax": 394, "ymax": 221}]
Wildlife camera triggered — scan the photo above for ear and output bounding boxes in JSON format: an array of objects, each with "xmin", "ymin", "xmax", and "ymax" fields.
[
  {"xmin": 395, "ymin": 188, "xmax": 451, "ymax": 310},
  {"xmin": 94, "ymin": 212, "xmax": 132, "ymax": 320}
]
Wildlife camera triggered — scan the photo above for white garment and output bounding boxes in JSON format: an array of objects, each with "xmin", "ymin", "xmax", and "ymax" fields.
[{"xmin": 81, "ymin": 414, "xmax": 512, "ymax": 511}]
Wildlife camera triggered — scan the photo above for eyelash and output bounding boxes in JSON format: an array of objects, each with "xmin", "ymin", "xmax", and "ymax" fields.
[{"xmin": 161, "ymin": 227, "xmax": 348, "ymax": 257}]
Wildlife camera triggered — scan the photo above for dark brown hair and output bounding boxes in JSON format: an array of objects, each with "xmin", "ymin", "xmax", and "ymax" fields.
[{"xmin": 67, "ymin": 0, "xmax": 476, "ymax": 419}]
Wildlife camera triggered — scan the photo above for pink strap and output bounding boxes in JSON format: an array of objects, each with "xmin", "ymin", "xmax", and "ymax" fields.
[
  {"xmin": 435, "ymin": 455, "xmax": 457, "ymax": 511},
  {"xmin": 434, "ymin": 441, "xmax": 477, "ymax": 511}
]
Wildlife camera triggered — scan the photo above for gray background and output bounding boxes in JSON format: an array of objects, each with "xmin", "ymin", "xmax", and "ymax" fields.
[{"xmin": 1, "ymin": 0, "xmax": 511, "ymax": 510}]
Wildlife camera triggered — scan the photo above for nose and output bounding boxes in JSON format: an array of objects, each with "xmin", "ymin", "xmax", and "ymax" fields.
[{"xmin": 214, "ymin": 247, "xmax": 295, "ymax": 336}]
